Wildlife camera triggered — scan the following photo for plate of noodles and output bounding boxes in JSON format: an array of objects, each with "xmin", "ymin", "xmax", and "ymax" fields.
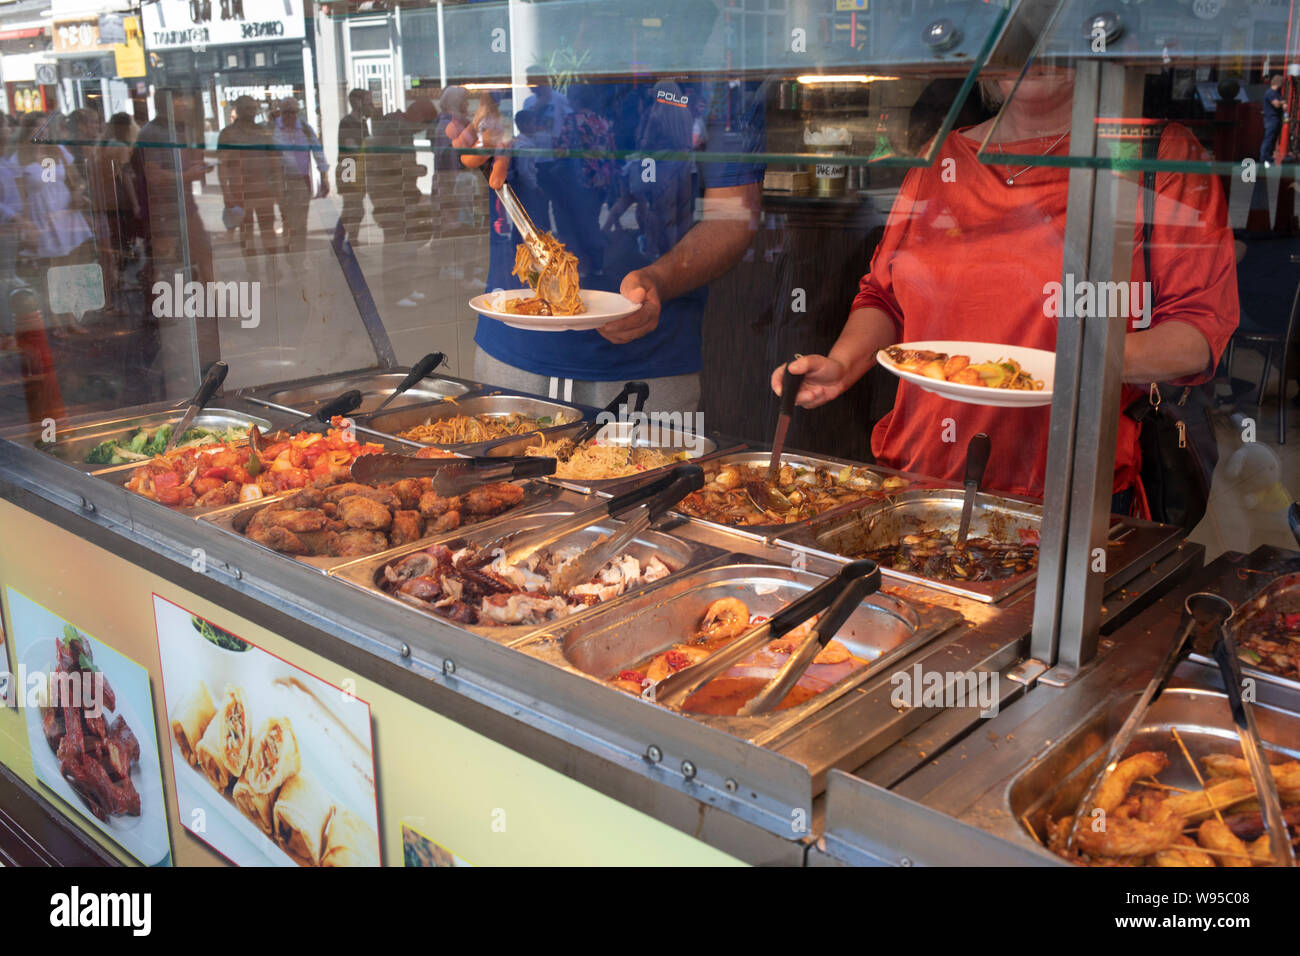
[
  {"xmin": 876, "ymin": 341, "xmax": 1054, "ymax": 408},
  {"xmin": 471, "ymin": 288, "xmax": 640, "ymax": 331},
  {"xmin": 470, "ymin": 229, "xmax": 638, "ymax": 330}
]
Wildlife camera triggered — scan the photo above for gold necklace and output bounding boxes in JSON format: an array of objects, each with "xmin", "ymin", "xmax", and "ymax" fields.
[{"xmin": 996, "ymin": 129, "xmax": 1070, "ymax": 185}]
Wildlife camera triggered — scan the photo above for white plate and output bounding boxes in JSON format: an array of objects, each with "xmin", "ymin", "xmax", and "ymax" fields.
[
  {"xmin": 470, "ymin": 288, "xmax": 638, "ymax": 331},
  {"xmin": 876, "ymin": 341, "xmax": 1055, "ymax": 408},
  {"xmin": 21, "ymin": 640, "xmax": 170, "ymax": 866}
]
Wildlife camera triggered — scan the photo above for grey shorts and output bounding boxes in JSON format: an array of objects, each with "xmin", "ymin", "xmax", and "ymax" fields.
[{"xmin": 473, "ymin": 347, "xmax": 702, "ymax": 414}]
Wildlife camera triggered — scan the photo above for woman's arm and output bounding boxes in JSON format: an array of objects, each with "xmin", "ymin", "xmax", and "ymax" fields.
[
  {"xmin": 770, "ymin": 306, "xmax": 898, "ymax": 408},
  {"xmin": 1122, "ymin": 320, "xmax": 1212, "ymax": 384}
]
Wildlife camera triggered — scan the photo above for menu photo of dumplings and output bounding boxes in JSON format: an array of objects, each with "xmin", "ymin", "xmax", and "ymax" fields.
[{"xmin": 153, "ymin": 595, "xmax": 380, "ymax": 867}]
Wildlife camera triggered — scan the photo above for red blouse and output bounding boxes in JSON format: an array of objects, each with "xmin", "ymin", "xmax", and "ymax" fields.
[{"xmin": 852, "ymin": 124, "xmax": 1239, "ymax": 501}]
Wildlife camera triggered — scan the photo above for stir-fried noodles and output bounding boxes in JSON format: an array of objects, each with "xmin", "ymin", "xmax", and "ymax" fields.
[{"xmin": 506, "ymin": 232, "xmax": 586, "ymax": 316}]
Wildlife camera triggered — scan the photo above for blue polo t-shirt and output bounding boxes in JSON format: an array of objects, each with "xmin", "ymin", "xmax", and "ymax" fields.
[{"xmin": 475, "ymin": 79, "xmax": 765, "ymax": 380}]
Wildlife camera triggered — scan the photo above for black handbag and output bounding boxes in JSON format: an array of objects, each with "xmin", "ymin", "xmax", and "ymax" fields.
[{"xmin": 1125, "ymin": 164, "xmax": 1219, "ymax": 531}]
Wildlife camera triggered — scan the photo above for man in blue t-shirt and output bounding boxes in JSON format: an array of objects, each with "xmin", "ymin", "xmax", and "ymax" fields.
[
  {"xmin": 1261, "ymin": 75, "xmax": 1286, "ymax": 167},
  {"xmin": 447, "ymin": 79, "xmax": 764, "ymax": 413}
]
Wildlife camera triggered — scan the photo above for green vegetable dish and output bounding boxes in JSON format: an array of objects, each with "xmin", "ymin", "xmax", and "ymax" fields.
[
  {"xmin": 83, "ymin": 424, "xmax": 250, "ymax": 465},
  {"xmin": 191, "ymin": 616, "xmax": 250, "ymax": 652}
]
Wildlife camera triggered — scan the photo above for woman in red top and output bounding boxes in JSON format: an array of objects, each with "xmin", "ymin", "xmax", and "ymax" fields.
[{"xmin": 773, "ymin": 73, "xmax": 1239, "ymax": 507}]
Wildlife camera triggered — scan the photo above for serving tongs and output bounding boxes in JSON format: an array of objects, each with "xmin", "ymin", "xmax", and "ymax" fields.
[
  {"xmin": 160, "ymin": 360, "xmax": 228, "ymax": 455},
  {"xmin": 1063, "ymin": 592, "xmax": 1231, "ymax": 854},
  {"xmin": 553, "ymin": 381, "xmax": 650, "ymax": 463},
  {"xmin": 548, "ymin": 465, "xmax": 704, "ymax": 593},
  {"xmin": 654, "ymin": 560, "xmax": 880, "ymax": 711},
  {"xmin": 1063, "ymin": 592, "xmax": 1296, "ymax": 865},
  {"xmin": 1211, "ymin": 606, "xmax": 1296, "ymax": 866},
  {"xmin": 744, "ymin": 359, "xmax": 805, "ymax": 514},
  {"xmin": 349, "ymin": 453, "xmax": 556, "ymax": 497},
  {"xmin": 286, "ymin": 389, "xmax": 364, "ymax": 434},
  {"xmin": 370, "ymin": 352, "xmax": 448, "ymax": 417},
  {"xmin": 465, "ymin": 464, "xmax": 704, "ymax": 572},
  {"xmin": 735, "ymin": 560, "xmax": 882, "ymax": 717},
  {"xmin": 478, "ymin": 165, "xmax": 561, "ymax": 301}
]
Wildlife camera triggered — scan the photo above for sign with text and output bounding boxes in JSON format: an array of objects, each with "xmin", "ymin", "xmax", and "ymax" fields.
[{"xmin": 140, "ymin": 0, "xmax": 306, "ymax": 50}]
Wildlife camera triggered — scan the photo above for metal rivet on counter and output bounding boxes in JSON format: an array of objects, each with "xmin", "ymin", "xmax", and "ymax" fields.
[
  {"xmin": 230, "ymin": 566, "xmax": 242, "ymax": 580},
  {"xmin": 443, "ymin": 658, "xmax": 456, "ymax": 675},
  {"xmin": 681, "ymin": 760, "xmax": 696, "ymax": 780},
  {"xmin": 79, "ymin": 496, "xmax": 95, "ymax": 513},
  {"xmin": 646, "ymin": 745, "xmax": 662, "ymax": 763},
  {"xmin": 900, "ymin": 857, "xmax": 913, "ymax": 867},
  {"xmin": 399, "ymin": 643, "xmax": 410, "ymax": 658},
  {"xmin": 724, "ymin": 778, "xmax": 737, "ymax": 793}
]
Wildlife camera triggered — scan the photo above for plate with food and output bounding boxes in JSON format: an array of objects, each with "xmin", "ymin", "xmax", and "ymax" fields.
[
  {"xmin": 471, "ymin": 229, "xmax": 638, "ymax": 330},
  {"xmin": 470, "ymin": 288, "xmax": 639, "ymax": 332},
  {"xmin": 876, "ymin": 341, "xmax": 1054, "ymax": 407}
]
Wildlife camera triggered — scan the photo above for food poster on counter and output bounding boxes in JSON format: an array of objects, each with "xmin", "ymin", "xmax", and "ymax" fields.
[
  {"xmin": 401, "ymin": 822, "xmax": 474, "ymax": 867},
  {"xmin": 153, "ymin": 594, "xmax": 381, "ymax": 866},
  {"xmin": 4, "ymin": 587, "xmax": 171, "ymax": 866}
]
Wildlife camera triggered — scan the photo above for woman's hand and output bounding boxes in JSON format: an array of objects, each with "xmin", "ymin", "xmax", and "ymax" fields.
[{"xmin": 770, "ymin": 354, "xmax": 850, "ymax": 408}]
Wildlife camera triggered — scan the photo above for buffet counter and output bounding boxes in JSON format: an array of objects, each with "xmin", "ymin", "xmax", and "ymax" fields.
[{"xmin": 0, "ymin": 370, "xmax": 1194, "ymax": 867}]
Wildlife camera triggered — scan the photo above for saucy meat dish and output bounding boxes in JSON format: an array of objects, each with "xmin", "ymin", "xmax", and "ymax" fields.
[
  {"xmin": 859, "ymin": 528, "xmax": 1040, "ymax": 581},
  {"xmin": 680, "ymin": 460, "xmax": 908, "ymax": 527},
  {"xmin": 607, "ymin": 597, "xmax": 868, "ymax": 716},
  {"xmin": 381, "ymin": 542, "xmax": 671, "ymax": 626}
]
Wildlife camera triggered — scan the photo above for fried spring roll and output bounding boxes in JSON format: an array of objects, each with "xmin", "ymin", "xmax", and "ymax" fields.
[
  {"xmin": 243, "ymin": 716, "xmax": 300, "ymax": 794},
  {"xmin": 274, "ymin": 773, "xmax": 332, "ymax": 866},
  {"xmin": 232, "ymin": 775, "xmax": 280, "ymax": 836},
  {"xmin": 169, "ymin": 681, "xmax": 215, "ymax": 767},
  {"xmin": 193, "ymin": 685, "xmax": 251, "ymax": 791},
  {"xmin": 321, "ymin": 807, "xmax": 380, "ymax": 867}
]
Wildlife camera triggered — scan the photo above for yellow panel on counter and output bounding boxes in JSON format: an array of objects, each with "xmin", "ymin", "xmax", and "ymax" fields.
[{"xmin": 0, "ymin": 500, "xmax": 743, "ymax": 866}]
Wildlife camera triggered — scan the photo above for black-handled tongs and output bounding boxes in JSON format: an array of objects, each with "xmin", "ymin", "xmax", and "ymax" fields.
[
  {"xmin": 370, "ymin": 352, "xmax": 448, "ymax": 416},
  {"xmin": 349, "ymin": 453, "xmax": 555, "ymax": 496},
  {"xmin": 467, "ymin": 463, "xmax": 704, "ymax": 571},
  {"xmin": 653, "ymin": 560, "xmax": 881, "ymax": 711},
  {"xmin": 288, "ymin": 389, "xmax": 364, "ymax": 433},
  {"xmin": 557, "ymin": 381, "xmax": 651, "ymax": 461}
]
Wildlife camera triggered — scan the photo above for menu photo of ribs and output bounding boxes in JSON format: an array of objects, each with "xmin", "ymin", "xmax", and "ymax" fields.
[{"xmin": 6, "ymin": 586, "xmax": 171, "ymax": 866}]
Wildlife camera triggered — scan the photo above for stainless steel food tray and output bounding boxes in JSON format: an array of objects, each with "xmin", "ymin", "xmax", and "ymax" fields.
[
  {"xmin": 198, "ymin": 481, "xmax": 565, "ymax": 574},
  {"xmin": 1190, "ymin": 570, "xmax": 1300, "ymax": 701},
  {"xmin": 514, "ymin": 561, "xmax": 961, "ymax": 746},
  {"xmin": 31, "ymin": 408, "xmax": 274, "ymax": 473},
  {"xmin": 780, "ymin": 488, "xmax": 1043, "ymax": 604},
  {"xmin": 1006, "ymin": 687, "xmax": 1300, "ymax": 860},
  {"xmin": 674, "ymin": 451, "xmax": 920, "ymax": 542},
  {"xmin": 359, "ymin": 394, "xmax": 587, "ymax": 450},
  {"xmin": 481, "ymin": 420, "xmax": 744, "ymax": 495},
  {"xmin": 329, "ymin": 509, "xmax": 727, "ymax": 642},
  {"xmin": 239, "ymin": 368, "xmax": 479, "ymax": 417}
]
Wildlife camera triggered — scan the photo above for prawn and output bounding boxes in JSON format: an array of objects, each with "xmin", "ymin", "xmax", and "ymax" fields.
[{"xmin": 696, "ymin": 597, "xmax": 751, "ymax": 642}]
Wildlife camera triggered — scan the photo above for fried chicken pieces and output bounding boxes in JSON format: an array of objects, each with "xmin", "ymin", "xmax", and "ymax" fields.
[
  {"xmin": 1046, "ymin": 750, "xmax": 1300, "ymax": 866},
  {"xmin": 237, "ymin": 474, "xmax": 525, "ymax": 560}
]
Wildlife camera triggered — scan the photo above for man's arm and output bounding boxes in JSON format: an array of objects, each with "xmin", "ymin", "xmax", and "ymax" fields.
[{"xmin": 606, "ymin": 182, "xmax": 761, "ymax": 344}]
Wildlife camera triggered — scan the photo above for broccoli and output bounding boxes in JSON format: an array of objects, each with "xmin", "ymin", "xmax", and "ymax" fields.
[
  {"xmin": 86, "ymin": 441, "xmax": 117, "ymax": 465},
  {"xmin": 127, "ymin": 427, "xmax": 148, "ymax": 454}
]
